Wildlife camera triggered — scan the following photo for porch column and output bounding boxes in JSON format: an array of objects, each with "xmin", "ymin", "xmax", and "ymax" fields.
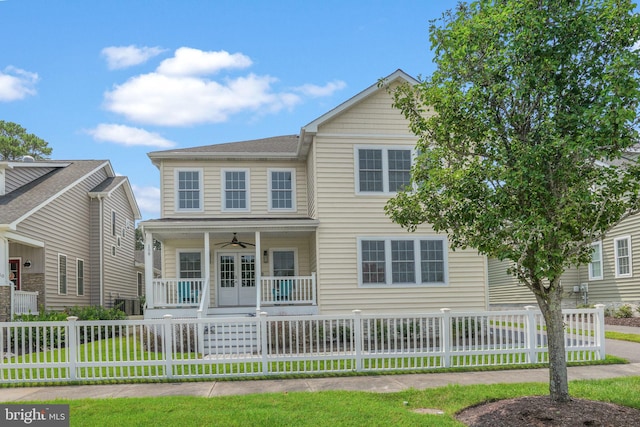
[
  {"xmin": 203, "ymin": 231, "xmax": 210, "ymax": 310},
  {"xmin": 0, "ymin": 233, "xmax": 9, "ymax": 285},
  {"xmin": 144, "ymin": 230, "xmax": 154, "ymax": 309},
  {"xmin": 255, "ymin": 231, "xmax": 261, "ymax": 311}
]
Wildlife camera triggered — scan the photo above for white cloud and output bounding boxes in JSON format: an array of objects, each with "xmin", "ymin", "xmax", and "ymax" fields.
[
  {"xmin": 156, "ymin": 47, "xmax": 252, "ymax": 76},
  {"xmin": 86, "ymin": 123, "xmax": 176, "ymax": 148},
  {"xmin": 294, "ymin": 80, "xmax": 347, "ymax": 97},
  {"xmin": 0, "ymin": 66, "xmax": 38, "ymax": 102},
  {"xmin": 101, "ymin": 45, "xmax": 166, "ymax": 70},
  {"xmin": 102, "ymin": 47, "xmax": 345, "ymax": 126},
  {"xmin": 104, "ymin": 72, "xmax": 300, "ymax": 126},
  {"xmin": 131, "ymin": 184, "xmax": 161, "ymax": 219}
]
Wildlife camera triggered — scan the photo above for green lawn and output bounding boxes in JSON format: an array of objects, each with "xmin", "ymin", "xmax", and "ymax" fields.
[{"xmin": 20, "ymin": 376, "xmax": 640, "ymax": 427}]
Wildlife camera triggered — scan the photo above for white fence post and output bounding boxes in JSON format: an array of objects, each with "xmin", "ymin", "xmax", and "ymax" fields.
[
  {"xmin": 440, "ymin": 308, "xmax": 451, "ymax": 368},
  {"xmin": 66, "ymin": 316, "xmax": 79, "ymax": 381},
  {"xmin": 594, "ymin": 304, "xmax": 606, "ymax": 359},
  {"xmin": 524, "ymin": 306, "xmax": 537, "ymax": 364},
  {"xmin": 352, "ymin": 310, "xmax": 363, "ymax": 372},
  {"xmin": 163, "ymin": 315, "xmax": 174, "ymax": 380},
  {"xmin": 259, "ymin": 312, "xmax": 269, "ymax": 375}
]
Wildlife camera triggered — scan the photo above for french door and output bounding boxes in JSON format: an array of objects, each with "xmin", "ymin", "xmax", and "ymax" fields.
[{"xmin": 218, "ymin": 253, "xmax": 256, "ymax": 306}]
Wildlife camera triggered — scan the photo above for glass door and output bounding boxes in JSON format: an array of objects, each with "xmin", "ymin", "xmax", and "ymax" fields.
[{"xmin": 218, "ymin": 253, "xmax": 255, "ymax": 306}]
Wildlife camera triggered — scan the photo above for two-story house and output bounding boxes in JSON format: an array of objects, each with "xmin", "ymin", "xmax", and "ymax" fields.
[
  {"xmin": 0, "ymin": 159, "xmax": 141, "ymax": 321},
  {"xmin": 140, "ymin": 70, "xmax": 489, "ymax": 319}
]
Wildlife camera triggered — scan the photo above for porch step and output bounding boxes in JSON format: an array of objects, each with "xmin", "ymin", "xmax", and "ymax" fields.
[{"xmin": 202, "ymin": 322, "xmax": 258, "ymax": 355}]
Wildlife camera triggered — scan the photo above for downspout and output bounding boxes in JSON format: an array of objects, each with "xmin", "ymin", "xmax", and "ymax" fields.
[{"xmin": 98, "ymin": 196, "xmax": 104, "ymax": 307}]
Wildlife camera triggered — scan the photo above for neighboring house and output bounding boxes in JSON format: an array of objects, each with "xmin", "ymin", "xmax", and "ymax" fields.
[
  {"xmin": 489, "ymin": 150, "xmax": 640, "ymax": 310},
  {"xmin": 140, "ymin": 70, "xmax": 489, "ymax": 319},
  {"xmin": 0, "ymin": 159, "xmax": 141, "ymax": 321}
]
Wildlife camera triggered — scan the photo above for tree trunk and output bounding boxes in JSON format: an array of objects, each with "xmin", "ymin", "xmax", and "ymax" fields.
[{"xmin": 535, "ymin": 283, "xmax": 570, "ymax": 403}]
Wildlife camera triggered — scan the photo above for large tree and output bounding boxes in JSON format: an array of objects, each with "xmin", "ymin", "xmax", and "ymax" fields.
[
  {"xmin": 384, "ymin": 0, "xmax": 640, "ymax": 403},
  {"xmin": 0, "ymin": 120, "xmax": 52, "ymax": 160}
]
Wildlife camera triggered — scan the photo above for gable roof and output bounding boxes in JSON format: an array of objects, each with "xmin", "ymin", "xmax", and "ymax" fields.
[
  {"xmin": 0, "ymin": 160, "xmax": 140, "ymax": 229},
  {"xmin": 147, "ymin": 70, "xmax": 418, "ymax": 163},
  {"xmin": 148, "ymin": 135, "xmax": 299, "ymax": 165}
]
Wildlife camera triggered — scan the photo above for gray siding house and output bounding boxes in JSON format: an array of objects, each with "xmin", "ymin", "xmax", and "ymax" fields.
[{"xmin": 0, "ymin": 159, "xmax": 141, "ymax": 320}]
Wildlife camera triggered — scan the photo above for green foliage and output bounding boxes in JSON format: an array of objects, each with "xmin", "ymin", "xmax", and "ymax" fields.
[
  {"xmin": 0, "ymin": 120, "xmax": 52, "ymax": 160},
  {"xmin": 64, "ymin": 305, "xmax": 127, "ymax": 321},
  {"xmin": 614, "ymin": 304, "xmax": 634, "ymax": 319},
  {"xmin": 382, "ymin": 0, "xmax": 640, "ymax": 402},
  {"xmin": 12, "ymin": 306, "xmax": 127, "ymax": 349}
]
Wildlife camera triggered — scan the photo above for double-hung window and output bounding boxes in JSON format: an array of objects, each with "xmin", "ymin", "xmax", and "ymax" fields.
[
  {"xmin": 359, "ymin": 237, "xmax": 447, "ymax": 286},
  {"xmin": 589, "ymin": 241, "xmax": 603, "ymax": 280},
  {"xmin": 269, "ymin": 169, "xmax": 295, "ymax": 211},
  {"xmin": 176, "ymin": 169, "xmax": 203, "ymax": 211},
  {"xmin": 222, "ymin": 169, "xmax": 249, "ymax": 211},
  {"xmin": 356, "ymin": 146, "xmax": 412, "ymax": 194},
  {"xmin": 614, "ymin": 236, "xmax": 632, "ymax": 278},
  {"xmin": 179, "ymin": 252, "xmax": 202, "ymax": 279}
]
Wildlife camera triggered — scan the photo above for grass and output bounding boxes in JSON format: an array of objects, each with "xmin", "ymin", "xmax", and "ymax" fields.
[
  {"xmin": 605, "ymin": 331, "xmax": 640, "ymax": 343},
  {"xmin": 18, "ymin": 376, "xmax": 640, "ymax": 426}
]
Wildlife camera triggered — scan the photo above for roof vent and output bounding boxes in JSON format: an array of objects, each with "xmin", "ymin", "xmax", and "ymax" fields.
[{"xmin": 22, "ymin": 155, "xmax": 35, "ymax": 163}]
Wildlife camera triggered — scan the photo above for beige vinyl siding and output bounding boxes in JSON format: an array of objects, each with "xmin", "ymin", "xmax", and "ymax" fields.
[
  {"xmin": 89, "ymin": 198, "xmax": 102, "ymax": 306},
  {"xmin": 16, "ymin": 168, "xmax": 108, "ymax": 310},
  {"xmin": 101, "ymin": 185, "xmax": 138, "ymax": 307},
  {"xmin": 306, "ymin": 146, "xmax": 317, "ymax": 218},
  {"xmin": 581, "ymin": 215, "xmax": 640, "ymax": 303},
  {"xmin": 488, "ymin": 258, "xmax": 584, "ymax": 307},
  {"xmin": 160, "ymin": 160, "xmax": 308, "ymax": 218},
  {"xmin": 312, "ymin": 90, "xmax": 487, "ymax": 314},
  {"xmin": 487, "ymin": 258, "xmax": 537, "ymax": 306}
]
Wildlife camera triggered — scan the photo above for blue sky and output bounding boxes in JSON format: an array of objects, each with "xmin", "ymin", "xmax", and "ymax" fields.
[{"xmin": 0, "ymin": 0, "xmax": 456, "ymax": 220}]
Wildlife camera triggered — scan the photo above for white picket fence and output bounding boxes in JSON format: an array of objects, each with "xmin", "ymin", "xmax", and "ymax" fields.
[{"xmin": 0, "ymin": 306, "xmax": 605, "ymax": 384}]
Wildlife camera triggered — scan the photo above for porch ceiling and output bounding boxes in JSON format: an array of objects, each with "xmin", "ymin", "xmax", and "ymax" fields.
[{"xmin": 140, "ymin": 217, "xmax": 318, "ymax": 242}]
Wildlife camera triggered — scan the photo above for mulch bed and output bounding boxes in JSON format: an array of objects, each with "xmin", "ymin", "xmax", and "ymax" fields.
[{"xmin": 454, "ymin": 316, "xmax": 640, "ymax": 426}]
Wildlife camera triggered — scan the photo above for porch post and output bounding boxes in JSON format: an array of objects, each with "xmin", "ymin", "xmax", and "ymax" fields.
[
  {"xmin": 0, "ymin": 234, "xmax": 9, "ymax": 285},
  {"xmin": 203, "ymin": 231, "xmax": 210, "ymax": 312},
  {"xmin": 144, "ymin": 230, "xmax": 154, "ymax": 309},
  {"xmin": 255, "ymin": 231, "xmax": 261, "ymax": 311}
]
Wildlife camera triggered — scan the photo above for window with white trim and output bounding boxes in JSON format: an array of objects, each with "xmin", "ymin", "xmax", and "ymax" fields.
[
  {"xmin": 589, "ymin": 241, "xmax": 603, "ymax": 280},
  {"xmin": 359, "ymin": 237, "xmax": 448, "ymax": 286},
  {"xmin": 272, "ymin": 250, "xmax": 295, "ymax": 277},
  {"xmin": 222, "ymin": 169, "xmax": 249, "ymax": 211},
  {"xmin": 176, "ymin": 169, "xmax": 203, "ymax": 211},
  {"xmin": 614, "ymin": 236, "xmax": 632, "ymax": 278},
  {"xmin": 269, "ymin": 169, "xmax": 295, "ymax": 211},
  {"xmin": 58, "ymin": 254, "xmax": 67, "ymax": 295},
  {"xmin": 179, "ymin": 252, "xmax": 202, "ymax": 279},
  {"xmin": 77, "ymin": 259, "xmax": 84, "ymax": 296},
  {"xmin": 355, "ymin": 146, "xmax": 412, "ymax": 194}
]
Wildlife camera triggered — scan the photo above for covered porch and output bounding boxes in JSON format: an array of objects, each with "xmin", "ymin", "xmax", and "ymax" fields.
[{"xmin": 140, "ymin": 219, "xmax": 320, "ymax": 319}]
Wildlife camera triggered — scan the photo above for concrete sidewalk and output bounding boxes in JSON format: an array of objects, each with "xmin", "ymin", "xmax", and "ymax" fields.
[{"xmin": 1, "ymin": 325, "xmax": 639, "ymax": 402}]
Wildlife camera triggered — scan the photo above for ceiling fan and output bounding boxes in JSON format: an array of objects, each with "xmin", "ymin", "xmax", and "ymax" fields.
[{"xmin": 216, "ymin": 233, "xmax": 255, "ymax": 248}]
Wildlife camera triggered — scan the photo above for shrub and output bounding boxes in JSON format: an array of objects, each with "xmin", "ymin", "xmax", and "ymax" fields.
[{"xmin": 614, "ymin": 304, "xmax": 634, "ymax": 318}]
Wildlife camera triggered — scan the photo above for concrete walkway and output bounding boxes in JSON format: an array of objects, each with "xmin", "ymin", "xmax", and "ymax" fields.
[{"xmin": 1, "ymin": 325, "xmax": 639, "ymax": 402}]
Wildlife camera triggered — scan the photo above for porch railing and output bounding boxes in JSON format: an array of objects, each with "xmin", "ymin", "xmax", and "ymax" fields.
[
  {"xmin": 13, "ymin": 290, "xmax": 39, "ymax": 316},
  {"xmin": 260, "ymin": 273, "xmax": 316, "ymax": 305},
  {"xmin": 150, "ymin": 274, "xmax": 317, "ymax": 310},
  {"xmin": 152, "ymin": 279, "xmax": 205, "ymax": 308}
]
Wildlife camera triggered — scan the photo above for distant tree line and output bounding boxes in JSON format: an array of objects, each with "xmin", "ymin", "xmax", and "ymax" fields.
[{"xmin": 0, "ymin": 120, "xmax": 52, "ymax": 160}]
